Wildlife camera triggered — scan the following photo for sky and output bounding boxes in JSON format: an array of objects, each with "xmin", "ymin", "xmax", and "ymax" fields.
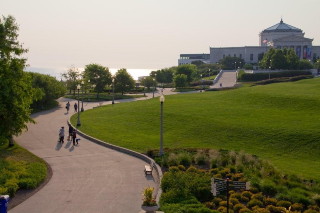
[{"xmin": 2, "ymin": 0, "xmax": 320, "ymax": 79}]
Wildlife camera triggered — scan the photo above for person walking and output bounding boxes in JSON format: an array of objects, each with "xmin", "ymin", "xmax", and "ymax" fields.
[
  {"xmin": 72, "ymin": 129, "xmax": 77, "ymax": 146},
  {"xmin": 59, "ymin": 127, "xmax": 65, "ymax": 143},
  {"xmin": 74, "ymin": 102, "xmax": 78, "ymax": 112},
  {"xmin": 66, "ymin": 101, "xmax": 70, "ymax": 113},
  {"xmin": 68, "ymin": 124, "xmax": 73, "ymax": 141}
]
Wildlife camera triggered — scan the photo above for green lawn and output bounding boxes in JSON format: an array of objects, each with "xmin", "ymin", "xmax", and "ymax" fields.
[{"xmin": 71, "ymin": 78, "xmax": 320, "ymax": 180}]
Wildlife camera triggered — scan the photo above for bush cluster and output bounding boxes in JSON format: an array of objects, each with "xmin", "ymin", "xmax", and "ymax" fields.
[
  {"xmin": 238, "ymin": 70, "xmax": 312, "ymax": 82},
  {"xmin": 0, "ymin": 143, "xmax": 47, "ymax": 197},
  {"xmin": 155, "ymin": 149, "xmax": 320, "ymax": 213}
]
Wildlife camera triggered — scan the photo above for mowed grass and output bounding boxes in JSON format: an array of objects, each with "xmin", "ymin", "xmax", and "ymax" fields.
[{"xmin": 71, "ymin": 78, "xmax": 320, "ymax": 179}]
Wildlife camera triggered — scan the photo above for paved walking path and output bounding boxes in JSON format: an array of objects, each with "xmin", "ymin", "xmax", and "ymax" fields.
[
  {"xmin": 10, "ymin": 91, "xmax": 173, "ymax": 213},
  {"xmin": 211, "ymin": 70, "xmax": 237, "ymax": 88}
]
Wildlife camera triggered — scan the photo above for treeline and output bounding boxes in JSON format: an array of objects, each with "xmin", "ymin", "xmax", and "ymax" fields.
[
  {"xmin": 28, "ymin": 72, "xmax": 66, "ymax": 112},
  {"xmin": 62, "ymin": 64, "xmax": 135, "ymax": 98},
  {"xmin": 259, "ymin": 48, "xmax": 314, "ymax": 70},
  {"xmin": 147, "ymin": 62, "xmax": 219, "ymax": 89}
]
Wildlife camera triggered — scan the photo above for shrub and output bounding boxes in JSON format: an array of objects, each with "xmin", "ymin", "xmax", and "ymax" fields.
[
  {"xmin": 230, "ymin": 193, "xmax": 242, "ymax": 200},
  {"xmin": 252, "ymin": 207, "xmax": 270, "ymax": 213},
  {"xmin": 276, "ymin": 200, "xmax": 291, "ymax": 209},
  {"xmin": 168, "ymin": 166, "xmax": 179, "ymax": 172},
  {"xmin": 212, "ymin": 197, "xmax": 223, "ymax": 206},
  {"xmin": 264, "ymin": 198, "xmax": 277, "ymax": 206},
  {"xmin": 247, "ymin": 199, "xmax": 264, "ymax": 208},
  {"xmin": 4, "ymin": 178, "xmax": 19, "ymax": 197},
  {"xmin": 186, "ymin": 166, "xmax": 197, "ymax": 173},
  {"xmin": 178, "ymin": 152, "xmax": 192, "ymax": 167},
  {"xmin": 229, "ymin": 198, "xmax": 240, "ymax": 206},
  {"xmin": 234, "ymin": 203, "xmax": 245, "ymax": 213},
  {"xmin": 217, "ymin": 206, "xmax": 227, "ymax": 213},
  {"xmin": 18, "ymin": 178, "xmax": 37, "ymax": 189},
  {"xmin": 239, "ymin": 208, "xmax": 252, "ymax": 213},
  {"xmin": 167, "ymin": 153, "xmax": 179, "ymax": 166},
  {"xmin": 242, "ymin": 191, "xmax": 253, "ymax": 199},
  {"xmin": 260, "ymin": 180, "xmax": 278, "ymax": 197},
  {"xmin": 312, "ymin": 194, "xmax": 320, "ymax": 207},
  {"xmin": 240, "ymin": 195, "xmax": 250, "ymax": 203},
  {"xmin": 291, "ymin": 203, "xmax": 303, "ymax": 211},
  {"xmin": 195, "ymin": 151, "xmax": 209, "ymax": 166},
  {"xmin": 178, "ymin": 165, "xmax": 186, "ymax": 171},
  {"xmin": 252, "ymin": 193, "xmax": 264, "ymax": 202},
  {"xmin": 266, "ymin": 205, "xmax": 285, "ymax": 213}
]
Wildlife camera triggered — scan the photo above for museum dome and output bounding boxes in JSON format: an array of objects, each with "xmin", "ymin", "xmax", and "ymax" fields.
[{"xmin": 262, "ymin": 19, "xmax": 302, "ymax": 33}]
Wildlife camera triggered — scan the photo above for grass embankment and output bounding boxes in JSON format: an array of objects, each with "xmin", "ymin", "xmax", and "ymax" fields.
[
  {"xmin": 71, "ymin": 78, "xmax": 320, "ymax": 179},
  {"xmin": 0, "ymin": 142, "xmax": 47, "ymax": 197}
]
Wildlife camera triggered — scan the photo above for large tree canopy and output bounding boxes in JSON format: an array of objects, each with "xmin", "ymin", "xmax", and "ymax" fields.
[
  {"xmin": 61, "ymin": 66, "xmax": 80, "ymax": 95},
  {"xmin": 0, "ymin": 15, "xmax": 38, "ymax": 146},
  {"xmin": 114, "ymin": 68, "xmax": 135, "ymax": 95},
  {"xmin": 29, "ymin": 72, "xmax": 66, "ymax": 111},
  {"xmin": 83, "ymin": 63, "xmax": 112, "ymax": 98},
  {"xmin": 175, "ymin": 64, "xmax": 197, "ymax": 83}
]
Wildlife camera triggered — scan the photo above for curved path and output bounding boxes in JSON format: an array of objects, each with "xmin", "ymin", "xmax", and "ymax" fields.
[{"xmin": 9, "ymin": 92, "xmax": 169, "ymax": 213}]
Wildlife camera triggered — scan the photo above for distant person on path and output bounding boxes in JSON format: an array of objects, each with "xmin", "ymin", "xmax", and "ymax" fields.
[
  {"xmin": 59, "ymin": 127, "xmax": 65, "ymax": 143},
  {"xmin": 68, "ymin": 124, "xmax": 73, "ymax": 141},
  {"xmin": 220, "ymin": 83, "xmax": 222, "ymax": 87},
  {"xmin": 74, "ymin": 102, "xmax": 78, "ymax": 112},
  {"xmin": 66, "ymin": 101, "xmax": 70, "ymax": 113},
  {"xmin": 72, "ymin": 129, "xmax": 77, "ymax": 146}
]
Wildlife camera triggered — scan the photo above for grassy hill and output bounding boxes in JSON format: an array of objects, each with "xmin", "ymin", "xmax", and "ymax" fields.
[{"xmin": 71, "ymin": 78, "xmax": 320, "ymax": 179}]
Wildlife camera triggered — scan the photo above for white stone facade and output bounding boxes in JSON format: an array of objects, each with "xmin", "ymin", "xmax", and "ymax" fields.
[{"xmin": 180, "ymin": 20, "xmax": 320, "ymax": 66}]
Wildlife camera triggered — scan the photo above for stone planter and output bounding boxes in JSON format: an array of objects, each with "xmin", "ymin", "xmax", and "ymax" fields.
[{"xmin": 141, "ymin": 205, "xmax": 159, "ymax": 213}]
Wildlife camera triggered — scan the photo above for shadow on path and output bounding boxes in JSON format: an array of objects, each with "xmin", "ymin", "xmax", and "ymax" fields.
[{"xmin": 55, "ymin": 142, "xmax": 63, "ymax": 151}]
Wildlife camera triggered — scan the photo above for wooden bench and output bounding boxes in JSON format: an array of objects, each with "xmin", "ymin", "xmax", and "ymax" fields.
[{"xmin": 144, "ymin": 163, "xmax": 154, "ymax": 176}]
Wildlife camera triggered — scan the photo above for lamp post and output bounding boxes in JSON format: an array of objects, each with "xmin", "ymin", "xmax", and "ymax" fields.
[
  {"xmin": 153, "ymin": 78, "xmax": 155, "ymax": 98},
  {"xmin": 234, "ymin": 62, "xmax": 237, "ymax": 70},
  {"xmin": 269, "ymin": 59, "xmax": 272, "ymax": 80},
  {"xmin": 159, "ymin": 95, "xmax": 165, "ymax": 156},
  {"xmin": 112, "ymin": 78, "xmax": 115, "ymax": 104},
  {"xmin": 76, "ymin": 84, "xmax": 81, "ymax": 127},
  {"xmin": 200, "ymin": 74, "xmax": 203, "ymax": 92},
  {"xmin": 81, "ymin": 81, "xmax": 84, "ymax": 112}
]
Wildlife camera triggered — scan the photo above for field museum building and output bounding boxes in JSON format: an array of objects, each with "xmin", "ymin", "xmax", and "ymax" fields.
[{"xmin": 178, "ymin": 19, "xmax": 320, "ymax": 66}]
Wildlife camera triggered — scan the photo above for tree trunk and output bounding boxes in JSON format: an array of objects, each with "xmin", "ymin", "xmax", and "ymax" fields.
[{"xmin": 8, "ymin": 135, "xmax": 14, "ymax": 147}]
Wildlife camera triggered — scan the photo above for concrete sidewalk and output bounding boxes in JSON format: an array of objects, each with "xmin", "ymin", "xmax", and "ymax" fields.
[
  {"xmin": 10, "ymin": 99, "xmax": 158, "ymax": 213},
  {"xmin": 211, "ymin": 71, "xmax": 237, "ymax": 88}
]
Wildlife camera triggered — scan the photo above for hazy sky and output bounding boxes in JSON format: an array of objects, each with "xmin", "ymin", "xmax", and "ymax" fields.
[{"xmin": 2, "ymin": 0, "xmax": 320, "ymax": 79}]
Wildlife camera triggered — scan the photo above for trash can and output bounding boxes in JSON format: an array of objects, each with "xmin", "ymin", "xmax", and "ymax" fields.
[{"xmin": 0, "ymin": 195, "xmax": 9, "ymax": 213}]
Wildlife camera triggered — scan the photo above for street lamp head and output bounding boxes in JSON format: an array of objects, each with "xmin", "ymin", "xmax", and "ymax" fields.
[
  {"xmin": 77, "ymin": 84, "xmax": 81, "ymax": 90},
  {"xmin": 81, "ymin": 81, "xmax": 84, "ymax": 85},
  {"xmin": 88, "ymin": 79, "xmax": 90, "ymax": 83},
  {"xmin": 160, "ymin": 95, "xmax": 165, "ymax": 103}
]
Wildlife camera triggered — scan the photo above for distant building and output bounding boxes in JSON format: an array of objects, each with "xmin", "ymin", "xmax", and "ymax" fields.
[
  {"xmin": 179, "ymin": 19, "xmax": 320, "ymax": 66},
  {"xmin": 178, "ymin": 54, "xmax": 210, "ymax": 65}
]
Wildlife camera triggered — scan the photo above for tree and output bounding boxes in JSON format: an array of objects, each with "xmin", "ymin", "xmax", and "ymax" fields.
[
  {"xmin": 83, "ymin": 64, "xmax": 112, "ymax": 99},
  {"xmin": 176, "ymin": 64, "xmax": 197, "ymax": 83},
  {"xmin": 286, "ymin": 49, "xmax": 299, "ymax": 70},
  {"xmin": 152, "ymin": 68, "xmax": 175, "ymax": 85},
  {"xmin": 29, "ymin": 72, "xmax": 66, "ymax": 111},
  {"xmin": 271, "ymin": 49, "xmax": 287, "ymax": 69},
  {"xmin": 114, "ymin": 68, "xmax": 135, "ymax": 95},
  {"xmin": 174, "ymin": 74, "xmax": 188, "ymax": 88},
  {"xmin": 61, "ymin": 66, "xmax": 80, "ymax": 95},
  {"xmin": 141, "ymin": 76, "xmax": 156, "ymax": 90},
  {"xmin": 298, "ymin": 59, "xmax": 313, "ymax": 70},
  {"xmin": 314, "ymin": 59, "xmax": 320, "ymax": 70},
  {"xmin": 0, "ymin": 15, "xmax": 38, "ymax": 146},
  {"xmin": 219, "ymin": 56, "xmax": 245, "ymax": 70}
]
